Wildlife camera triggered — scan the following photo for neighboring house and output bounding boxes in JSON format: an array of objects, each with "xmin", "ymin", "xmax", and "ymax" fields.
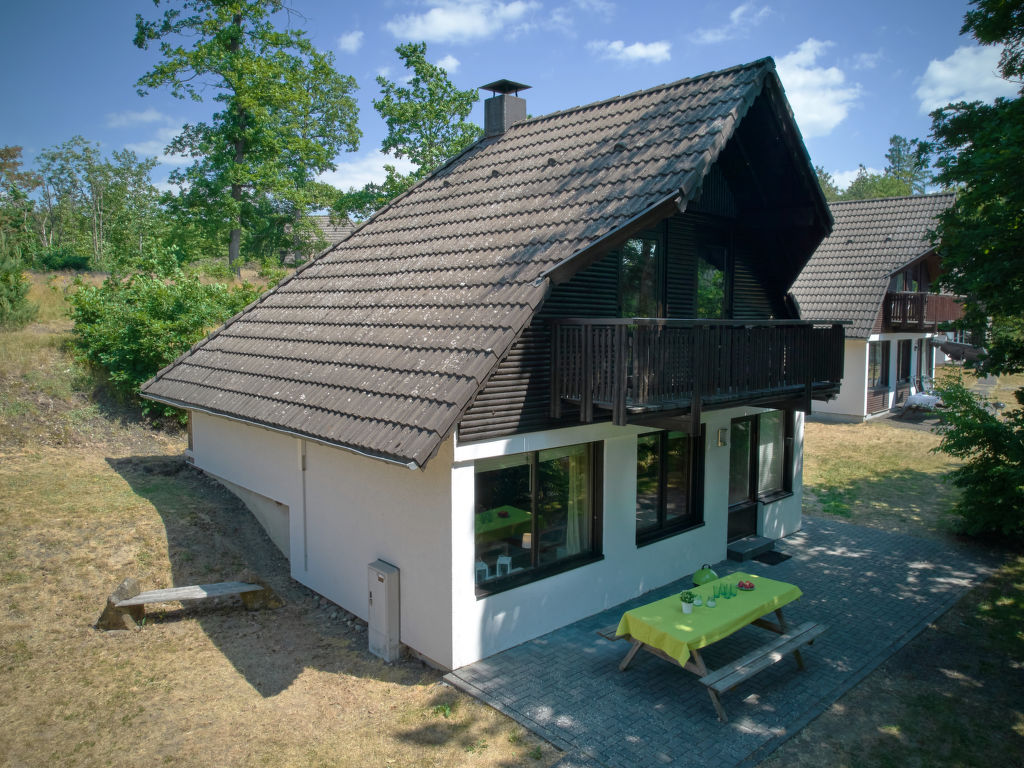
[
  {"xmin": 141, "ymin": 59, "xmax": 844, "ymax": 670},
  {"xmin": 792, "ymin": 193, "xmax": 962, "ymax": 420}
]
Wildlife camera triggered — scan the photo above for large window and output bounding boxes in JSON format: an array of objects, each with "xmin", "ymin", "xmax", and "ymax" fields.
[
  {"xmin": 896, "ymin": 339, "xmax": 912, "ymax": 384},
  {"xmin": 636, "ymin": 430, "xmax": 704, "ymax": 544},
  {"xmin": 868, "ymin": 341, "xmax": 890, "ymax": 389},
  {"xmin": 619, "ymin": 235, "xmax": 662, "ymax": 317},
  {"xmin": 474, "ymin": 443, "xmax": 601, "ymax": 592},
  {"xmin": 729, "ymin": 410, "xmax": 793, "ymax": 507},
  {"xmin": 696, "ymin": 245, "xmax": 727, "ymax": 319}
]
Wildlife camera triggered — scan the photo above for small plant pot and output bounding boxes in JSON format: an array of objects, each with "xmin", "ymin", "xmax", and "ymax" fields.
[{"xmin": 681, "ymin": 601, "xmax": 694, "ymax": 614}]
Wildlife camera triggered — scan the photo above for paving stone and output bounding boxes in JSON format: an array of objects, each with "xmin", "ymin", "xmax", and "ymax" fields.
[{"xmin": 444, "ymin": 516, "xmax": 997, "ymax": 768}]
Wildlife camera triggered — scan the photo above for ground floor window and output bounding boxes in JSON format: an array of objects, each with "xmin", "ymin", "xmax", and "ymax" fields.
[
  {"xmin": 474, "ymin": 442, "xmax": 602, "ymax": 592},
  {"xmin": 868, "ymin": 341, "xmax": 890, "ymax": 388},
  {"xmin": 636, "ymin": 429, "xmax": 704, "ymax": 545},
  {"xmin": 896, "ymin": 339, "xmax": 912, "ymax": 384},
  {"xmin": 729, "ymin": 410, "xmax": 793, "ymax": 504}
]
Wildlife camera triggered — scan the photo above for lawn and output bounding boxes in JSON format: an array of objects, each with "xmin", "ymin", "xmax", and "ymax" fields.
[{"xmin": 1, "ymin": 274, "xmax": 1021, "ymax": 767}]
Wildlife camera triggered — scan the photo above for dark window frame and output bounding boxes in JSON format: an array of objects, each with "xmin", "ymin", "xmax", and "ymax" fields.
[
  {"xmin": 635, "ymin": 427, "xmax": 706, "ymax": 547},
  {"xmin": 728, "ymin": 410, "xmax": 794, "ymax": 511},
  {"xmin": 896, "ymin": 339, "xmax": 912, "ymax": 384},
  {"xmin": 474, "ymin": 442, "xmax": 604, "ymax": 598},
  {"xmin": 868, "ymin": 340, "xmax": 891, "ymax": 389},
  {"xmin": 617, "ymin": 225, "xmax": 667, "ymax": 318}
]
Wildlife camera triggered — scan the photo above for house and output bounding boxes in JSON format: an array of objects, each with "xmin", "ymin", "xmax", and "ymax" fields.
[
  {"xmin": 141, "ymin": 59, "xmax": 844, "ymax": 670},
  {"xmin": 282, "ymin": 215, "xmax": 353, "ymax": 263},
  {"xmin": 791, "ymin": 193, "xmax": 962, "ymax": 421}
]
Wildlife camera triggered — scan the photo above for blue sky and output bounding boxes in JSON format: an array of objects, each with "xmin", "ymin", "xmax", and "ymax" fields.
[{"xmin": 1, "ymin": 1, "xmax": 1016, "ymax": 193}]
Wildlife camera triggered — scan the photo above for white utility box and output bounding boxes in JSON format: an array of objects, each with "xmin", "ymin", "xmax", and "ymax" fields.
[{"xmin": 367, "ymin": 559, "xmax": 400, "ymax": 662}]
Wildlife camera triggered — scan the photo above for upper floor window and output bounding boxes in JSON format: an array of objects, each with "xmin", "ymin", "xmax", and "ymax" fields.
[
  {"xmin": 697, "ymin": 244, "xmax": 727, "ymax": 319},
  {"xmin": 619, "ymin": 235, "xmax": 662, "ymax": 317},
  {"xmin": 474, "ymin": 442, "xmax": 602, "ymax": 593}
]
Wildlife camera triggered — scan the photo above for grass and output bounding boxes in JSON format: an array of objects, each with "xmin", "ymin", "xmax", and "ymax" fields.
[{"xmin": 0, "ymin": 273, "xmax": 555, "ymax": 768}]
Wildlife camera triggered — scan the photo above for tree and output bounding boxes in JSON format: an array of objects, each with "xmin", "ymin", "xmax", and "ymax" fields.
[
  {"xmin": 928, "ymin": 0, "xmax": 1024, "ymax": 541},
  {"xmin": 884, "ymin": 135, "xmax": 932, "ymax": 195},
  {"xmin": 334, "ymin": 42, "xmax": 481, "ymax": 221},
  {"xmin": 841, "ymin": 164, "xmax": 913, "ymax": 200},
  {"xmin": 134, "ymin": 0, "xmax": 361, "ymax": 270},
  {"xmin": 929, "ymin": 1, "xmax": 1024, "ymax": 375},
  {"xmin": 814, "ymin": 165, "xmax": 842, "ymax": 202},
  {"xmin": 0, "ymin": 146, "xmax": 40, "ymax": 263}
]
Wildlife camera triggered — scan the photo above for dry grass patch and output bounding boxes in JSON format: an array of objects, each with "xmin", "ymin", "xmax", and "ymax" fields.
[
  {"xmin": 803, "ymin": 420, "xmax": 962, "ymax": 539},
  {"xmin": 0, "ymin": 448, "xmax": 556, "ymax": 768}
]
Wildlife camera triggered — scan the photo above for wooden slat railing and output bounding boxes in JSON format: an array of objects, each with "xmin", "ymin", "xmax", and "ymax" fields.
[
  {"xmin": 883, "ymin": 292, "xmax": 964, "ymax": 330},
  {"xmin": 550, "ymin": 318, "xmax": 845, "ymax": 426}
]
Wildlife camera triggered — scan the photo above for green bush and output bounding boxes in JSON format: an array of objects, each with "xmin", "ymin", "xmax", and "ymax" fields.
[
  {"xmin": 67, "ymin": 260, "xmax": 259, "ymax": 419},
  {"xmin": 0, "ymin": 253, "xmax": 38, "ymax": 329},
  {"xmin": 933, "ymin": 373, "xmax": 1024, "ymax": 541},
  {"xmin": 36, "ymin": 247, "xmax": 91, "ymax": 272}
]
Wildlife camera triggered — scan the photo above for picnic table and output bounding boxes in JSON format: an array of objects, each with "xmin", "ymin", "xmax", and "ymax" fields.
[{"xmin": 611, "ymin": 572, "xmax": 824, "ymax": 721}]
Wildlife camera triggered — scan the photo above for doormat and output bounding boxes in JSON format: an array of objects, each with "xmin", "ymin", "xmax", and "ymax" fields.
[{"xmin": 754, "ymin": 551, "xmax": 791, "ymax": 565}]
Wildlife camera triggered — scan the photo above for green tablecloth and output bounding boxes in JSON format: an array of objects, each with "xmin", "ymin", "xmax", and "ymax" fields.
[
  {"xmin": 615, "ymin": 572, "xmax": 802, "ymax": 666},
  {"xmin": 475, "ymin": 505, "xmax": 532, "ymax": 540}
]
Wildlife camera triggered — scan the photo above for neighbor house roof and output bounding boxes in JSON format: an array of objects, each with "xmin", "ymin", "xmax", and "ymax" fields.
[
  {"xmin": 283, "ymin": 215, "xmax": 353, "ymax": 263},
  {"xmin": 142, "ymin": 57, "xmax": 820, "ymax": 469},
  {"xmin": 791, "ymin": 193, "xmax": 956, "ymax": 339}
]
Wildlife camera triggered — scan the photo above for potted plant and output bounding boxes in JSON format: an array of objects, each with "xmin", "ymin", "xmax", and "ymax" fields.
[{"xmin": 680, "ymin": 591, "xmax": 695, "ymax": 614}]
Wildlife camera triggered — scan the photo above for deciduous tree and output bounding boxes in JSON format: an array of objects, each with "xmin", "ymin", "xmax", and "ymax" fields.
[
  {"xmin": 134, "ymin": 0, "xmax": 361, "ymax": 270},
  {"xmin": 334, "ymin": 42, "xmax": 481, "ymax": 221}
]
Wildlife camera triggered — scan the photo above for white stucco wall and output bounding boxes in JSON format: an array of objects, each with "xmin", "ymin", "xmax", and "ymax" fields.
[
  {"xmin": 812, "ymin": 339, "xmax": 868, "ymax": 419},
  {"xmin": 189, "ymin": 411, "xmax": 456, "ymax": 668},
  {"xmin": 448, "ymin": 406, "xmax": 804, "ymax": 668}
]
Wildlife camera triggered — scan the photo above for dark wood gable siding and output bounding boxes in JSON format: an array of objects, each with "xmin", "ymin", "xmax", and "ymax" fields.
[{"xmin": 459, "ymin": 163, "xmax": 782, "ymax": 445}]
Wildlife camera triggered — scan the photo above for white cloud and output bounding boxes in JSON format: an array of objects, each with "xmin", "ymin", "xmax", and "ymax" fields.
[
  {"xmin": 587, "ymin": 39, "xmax": 671, "ymax": 64},
  {"xmin": 337, "ymin": 30, "xmax": 364, "ymax": 54},
  {"xmin": 915, "ymin": 45, "xmax": 1018, "ymax": 113},
  {"xmin": 776, "ymin": 39, "xmax": 861, "ymax": 138},
  {"xmin": 833, "ymin": 166, "xmax": 880, "ymax": 190},
  {"xmin": 436, "ymin": 54, "xmax": 461, "ymax": 73},
  {"xmin": 318, "ymin": 151, "xmax": 417, "ymax": 191},
  {"xmin": 691, "ymin": 3, "xmax": 771, "ymax": 45},
  {"xmin": 105, "ymin": 108, "xmax": 168, "ymax": 128},
  {"xmin": 125, "ymin": 125, "xmax": 188, "ymax": 166},
  {"xmin": 385, "ymin": 1, "xmax": 540, "ymax": 43},
  {"xmin": 852, "ymin": 50, "xmax": 883, "ymax": 70}
]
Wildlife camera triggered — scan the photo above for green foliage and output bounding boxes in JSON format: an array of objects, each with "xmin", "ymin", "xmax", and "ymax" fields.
[
  {"xmin": 0, "ymin": 252, "xmax": 37, "ymax": 329},
  {"xmin": 840, "ymin": 164, "xmax": 913, "ymax": 200},
  {"xmin": 334, "ymin": 42, "xmax": 481, "ymax": 221},
  {"xmin": 885, "ymin": 135, "xmax": 932, "ymax": 195},
  {"xmin": 932, "ymin": 373, "xmax": 1024, "ymax": 540},
  {"xmin": 35, "ymin": 247, "xmax": 91, "ymax": 272},
  {"xmin": 135, "ymin": 0, "xmax": 361, "ymax": 268},
  {"xmin": 67, "ymin": 256, "xmax": 259, "ymax": 418},
  {"xmin": 815, "ymin": 165, "xmax": 842, "ymax": 202},
  {"xmin": 963, "ymin": 0, "xmax": 1024, "ymax": 80}
]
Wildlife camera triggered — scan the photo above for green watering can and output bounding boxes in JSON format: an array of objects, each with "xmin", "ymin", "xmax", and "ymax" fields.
[{"xmin": 693, "ymin": 563, "xmax": 718, "ymax": 587}]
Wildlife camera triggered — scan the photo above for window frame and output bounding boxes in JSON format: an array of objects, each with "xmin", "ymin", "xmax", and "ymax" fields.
[
  {"xmin": 868, "ymin": 340, "xmax": 891, "ymax": 389},
  {"xmin": 896, "ymin": 339, "xmax": 912, "ymax": 385},
  {"xmin": 473, "ymin": 442, "xmax": 604, "ymax": 598},
  {"xmin": 635, "ymin": 428, "xmax": 706, "ymax": 547},
  {"xmin": 728, "ymin": 410, "xmax": 794, "ymax": 511},
  {"xmin": 617, "ymin": 226, "xmax": 666, "ymax": 318}
]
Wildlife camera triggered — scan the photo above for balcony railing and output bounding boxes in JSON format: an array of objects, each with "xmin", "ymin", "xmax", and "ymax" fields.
[
  {"xmin": 883, "ymin": 292, "xmax": 964, "ymax": 331},
  {"xmin": 550, "ymin": 318, "xmax": 845, "ymax": 426}
]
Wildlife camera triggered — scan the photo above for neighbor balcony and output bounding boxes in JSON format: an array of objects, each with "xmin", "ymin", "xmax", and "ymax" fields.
[
  {"xmin": 882, "ymin": 292, "xmax": 963, "ymax": 332},
  {"xmin": 549, "ymin": 318, "xmax": 845, "ymax": 426}
]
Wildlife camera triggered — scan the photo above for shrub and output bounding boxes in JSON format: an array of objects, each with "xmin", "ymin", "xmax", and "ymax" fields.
[
  {"xmin": 933, "ymin": 373, "xmax": 1024, "ymax": 541},
  {"xmin": 67, "ymin": 261, "xmax": 259, "ymax": 419},
  {"xmin": 0, "ymin": 253, "xmax": 38, "ymax": 329},
  {"xmin": 36, "ymin": 247, "xmax": 91, "ymax": 272}
]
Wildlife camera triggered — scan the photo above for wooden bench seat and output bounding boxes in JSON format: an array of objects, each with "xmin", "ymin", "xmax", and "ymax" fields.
[{"xmin": 700, "ymin": 621, "xmax": 826, "ymax": 722}]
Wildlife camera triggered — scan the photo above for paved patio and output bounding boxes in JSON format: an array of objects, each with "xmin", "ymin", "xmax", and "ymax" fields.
[{"xmin": 444, "ymin": 516, "xmax": 1000, "ymax": 768}]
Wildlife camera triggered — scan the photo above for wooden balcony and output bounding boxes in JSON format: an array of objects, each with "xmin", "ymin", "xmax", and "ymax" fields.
[
  {"xmin": 550, "ymin": 318, "xmax": 845, "ymax": 427},
  {"xmin": 882, "ymin": 292, "xmax": 963, "ymax": 332}
]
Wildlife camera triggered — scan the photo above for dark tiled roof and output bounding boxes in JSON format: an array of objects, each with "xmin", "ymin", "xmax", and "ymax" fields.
[
  {"xmin": 143, "ymin": 58, "xmax": 796, "ymax": 468},
  {"xmin": 791, "ymin": 193, "xmax": 955, "ymax": 339}
]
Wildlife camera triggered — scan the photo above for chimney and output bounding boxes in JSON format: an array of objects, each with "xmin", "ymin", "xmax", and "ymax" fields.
[{"xmin": 481, "ymin": 79, "xmax": 530, "ymax": 137}]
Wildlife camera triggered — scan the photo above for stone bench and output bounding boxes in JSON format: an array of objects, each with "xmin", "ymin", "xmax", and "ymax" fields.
[{"xmin": 97, "ymin": 577, "xmax": 279, "ymax": 630}]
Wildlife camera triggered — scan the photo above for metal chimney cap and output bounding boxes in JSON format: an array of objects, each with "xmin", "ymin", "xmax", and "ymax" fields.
[{"xmin": 481, "ymin": 79, "xmax": 531, "ymax": 96}]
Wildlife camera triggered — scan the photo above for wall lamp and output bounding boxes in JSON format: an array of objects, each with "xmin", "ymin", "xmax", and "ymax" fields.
[{"xmin": 717, "ymin": 427, "xmax": 729, "ymax": 447}]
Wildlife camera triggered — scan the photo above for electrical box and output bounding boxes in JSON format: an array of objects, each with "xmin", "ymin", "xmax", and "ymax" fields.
[{"xmin": 367, "ymin": 559, "xmax": 400, "ymax": 662}]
